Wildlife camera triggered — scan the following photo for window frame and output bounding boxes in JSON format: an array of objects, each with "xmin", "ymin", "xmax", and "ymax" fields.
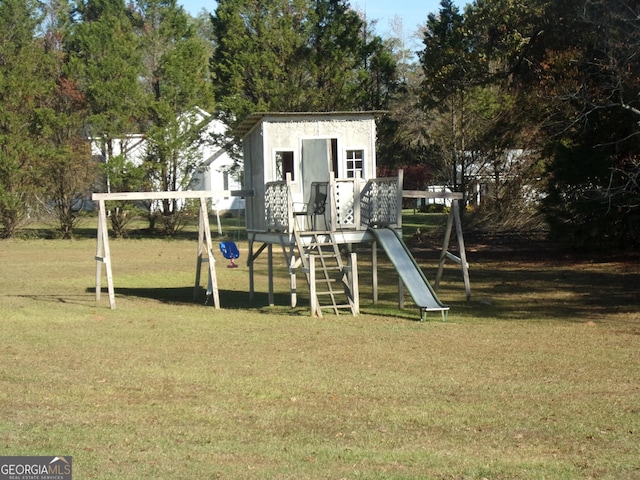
[
  {"xmin": 344, "ymin": 149, "xmax": 365, "ymax": 178},
  {"xmin": 275, "ymin": 150, "xmax": 296, "ymax": 182}
]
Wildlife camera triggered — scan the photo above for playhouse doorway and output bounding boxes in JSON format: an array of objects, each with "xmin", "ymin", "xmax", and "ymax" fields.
[{"xmin": 301, "ymin": 138, "xmax": 337, "ymax": 193}]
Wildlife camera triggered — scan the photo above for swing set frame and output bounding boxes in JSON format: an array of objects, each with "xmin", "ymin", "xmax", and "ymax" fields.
[{"xmin": 92, "ymin": 190, "xmax": 245, "ymax": 310}]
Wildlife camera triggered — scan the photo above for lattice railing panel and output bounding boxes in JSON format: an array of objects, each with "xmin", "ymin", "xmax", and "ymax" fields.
[
  {"xmin": 265, "ymin": 181, "xmax": 290, "ymax": 231},
  {"xmin": 360, "ymin": 178, "xmax": 399, "ymax": 227},
  {"xmin": 335, "ymin": 179, "xmax": 356, "ymax": 228}
]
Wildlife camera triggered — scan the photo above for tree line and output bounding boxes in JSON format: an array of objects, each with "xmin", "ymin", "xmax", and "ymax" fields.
[{"xmin": 0, "ymin": 0, "xmax": 638, "ymax": 248}]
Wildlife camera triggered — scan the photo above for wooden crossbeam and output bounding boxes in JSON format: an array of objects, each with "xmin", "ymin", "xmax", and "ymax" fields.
[{"xmin": 93, "ymin": 190, "xmax": 235, "ymax": 201}]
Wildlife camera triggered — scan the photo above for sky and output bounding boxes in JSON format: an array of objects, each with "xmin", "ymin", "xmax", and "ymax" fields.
[{"xmin": 180, "ymin": 1, "xmax": 464, "ymax": 40}]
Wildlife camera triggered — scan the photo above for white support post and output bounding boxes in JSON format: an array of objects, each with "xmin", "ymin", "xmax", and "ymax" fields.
[
  {"xmin": 371, "ymin": 240, "xmax": 378, "ymax": 304},
  {"xmin": 95, "ymin": 199, "xmax": 116, "ymax": 309},
  {"xmin": 215, "ymin": 206, "xmax": 223, "ymax": 235},
  {"xmin": 248, "ymin": 235, "xmax": 255, "ymax": 302},
  {"xmin": 350, "ymin": 252, "xmax": 359, "ymax": 315},
  {"xmin": 453, "ymin": 201, "xmax": 471, "ymax": 300},
  {"xmin": 309, "ymin": 254, "xmax": 319, "ymax": 317},
  {"xmin": 199, "ymin": 197, "xmax": 220, "ymax": 309},
  {"xmin": 194, "ymin": 203, "xmax": 205, "ymax": 301},
  {"xmin": 268, "ymin": 243, "xmax": 275, "ymax": 306},
  {"xmin": 396, "ymin": 169, "xmax": 404, "ymax": 229},
  {"xmin": 435, "ymin": 206, "xmax": 455, "ymax": 292},
  {"xmin": 353, "ymin": 172, "xmax": 362, "ymax": 230}
]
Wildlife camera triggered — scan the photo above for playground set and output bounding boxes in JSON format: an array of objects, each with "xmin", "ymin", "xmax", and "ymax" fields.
[{"xmin": 93, "ymin": 111, "xmax": 470, "ymax": 320}]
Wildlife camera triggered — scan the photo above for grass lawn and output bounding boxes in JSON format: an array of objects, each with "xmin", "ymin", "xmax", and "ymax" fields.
[{"xmin": 1, "ymin": 213, "xmax": 639, "ymax": 479}]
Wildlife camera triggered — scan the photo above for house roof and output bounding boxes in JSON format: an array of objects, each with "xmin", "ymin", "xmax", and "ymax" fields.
[{"xmin": 233, "ymin": 111, "xmax": 386, "ymax": 138}]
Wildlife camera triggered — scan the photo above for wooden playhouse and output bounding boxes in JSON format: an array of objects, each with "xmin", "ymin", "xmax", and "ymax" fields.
[{"xmin": 236, "ymin": 111, "xmax": 452, "ymax": 319}]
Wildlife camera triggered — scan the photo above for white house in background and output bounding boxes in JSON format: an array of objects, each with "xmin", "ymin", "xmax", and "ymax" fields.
[
  {"xmin": 189, "ymin": 117, "xmax": 245, "ymax": 214},
  {"xmin": 90, "ymin": 108, "xmax": 244, "ymax": 214}
]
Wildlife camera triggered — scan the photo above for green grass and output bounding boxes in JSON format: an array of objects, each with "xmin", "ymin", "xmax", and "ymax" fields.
[{"xmin": 1, "ymin": 216, "xmax": 639, "ymax": 479}]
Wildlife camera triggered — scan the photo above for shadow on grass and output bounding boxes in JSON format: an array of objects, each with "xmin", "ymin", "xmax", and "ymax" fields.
[
  {"xmin": 85, "ymin": 241, "xmax": 640, "ymax": 325},
  {"xmin": 89, "ymin": 286, "xmax": 305, "ymax": 313},
  {"xmin": 437, "ymin": 260, "xmax": 640, "ymax": 323}
]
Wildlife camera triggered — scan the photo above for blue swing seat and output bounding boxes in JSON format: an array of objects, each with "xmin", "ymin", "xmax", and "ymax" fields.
[{"xmin": 219, "ymin": 241, "xmax": 240, "ymax": 268}]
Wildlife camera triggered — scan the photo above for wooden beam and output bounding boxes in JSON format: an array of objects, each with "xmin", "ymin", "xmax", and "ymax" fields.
[{"xmin": 92, "ymin": 190, "xmax": 242, "ymax": 201}]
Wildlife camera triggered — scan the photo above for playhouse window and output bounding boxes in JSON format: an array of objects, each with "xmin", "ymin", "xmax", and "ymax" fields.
[
  {"xmin": 276, "ymin": 151, "xmax": 295, "ymax": 181},
  {"xmin": 345, "ymin": 150, "xmax": 364, "ymax": 178}
]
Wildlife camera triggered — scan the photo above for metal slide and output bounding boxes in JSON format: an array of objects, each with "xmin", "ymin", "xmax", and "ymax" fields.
[{"xmin": 368, "ymin": 227, "xmax": 449, "ymax": 319}]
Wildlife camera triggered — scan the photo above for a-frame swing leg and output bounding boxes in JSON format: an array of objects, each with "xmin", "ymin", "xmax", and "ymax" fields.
[
  {"xmin": 95, "ymin": 199, "xmax": 116, "ymax": 310},
  {"xmin": 194, "ymin": 197, "xmax": 220, "ymax": 308},
  {"xmin": 435, "ymin": 201, "xmax": 471, "ymax": 300}
]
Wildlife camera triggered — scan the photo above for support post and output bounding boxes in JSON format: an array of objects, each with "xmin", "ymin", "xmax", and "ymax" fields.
[
  {"xmin": 350, "ymin": 252, "xmax": 359, "ymax": 314},
  {"xmin": 268, "ymin": 243, "xmax": 275, "ymax": 306},
  {"xmin": 248, "ymin": 234, "xmax": 255, "ymax": 301},
  {"xmin": 95, "ymin": 199, "xmax": 116, "ymax": 310},
  {"xmin": 435, "ymin": 207, "xmax": 455, "ymax": 291},
  {"xmin": 454, "ymin": 202, "xmax": 471, "ymax": 300},
  {"xmin": 435, "ymin": 201, "xmax": 471, "ymax": 300},
  {"xmin": 196, "ymin": 197, "xmax": 220, "ymax": 308},
  {"xmin": 194, "ymin": 205, "xmax": 205, "ymax": 301},
  {"xmin": 371, "ymin": 240, "xmax": 378, "ymax": 304},
  {"xmin": 289, "ymin": 242, "xmax": 297, "ymax": 307},
  {"xmin": 309, "ymin": 254, "xmax": 319, "ymax": 317}
]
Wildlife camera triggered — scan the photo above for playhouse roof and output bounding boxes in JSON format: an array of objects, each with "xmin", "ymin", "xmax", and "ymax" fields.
[{"xmin": 234, "ymin": 111, "xmax": 386, "ymax": 138}]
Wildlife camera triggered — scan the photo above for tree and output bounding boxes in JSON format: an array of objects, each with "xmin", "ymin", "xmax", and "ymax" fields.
[
  {"xmin": 417, "ymin": 0, "xmax": 551, "ymax": 230},
  {"xmin": 0, "ymin": 0, "xmax": 48, "ymax": 237},
  {"xmin": 212, "ymin": 0, "xmax": 312, "ymax": 122},
  {"xmin": 34, "ymin": 0, "xmax": 97, "ymax": 239},
  {"xmin": 68, "ymin": 0, "xmax": 144, "ymax": 174},
  {"xmin": 210, "ymin": 0, "xmax": 397, "ymax": 127},
  {"xmin": 491, "ymin": 0, "xmax": 640, "ymax": 247},
  {"xmin": 419, "ymin": 0, "xmax": 478, "ymax": 197},
  {"xmin": 67, "ymin": 0, "xmax": 145, "ymax": 234},
  {"xmin": 307, "ymin": 0, "xmax": 367, "ymax": 110},
  {"xmin": 134, "ymin": 0, "xmax": 214, "ymax": 234},
  {"xmin": 375, "ymin": 19, "xmax": 437, "ymax": 177}
]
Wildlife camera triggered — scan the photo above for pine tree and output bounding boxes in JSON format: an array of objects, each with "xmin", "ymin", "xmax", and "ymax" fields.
[
  {"xmin": 210, "ymin": 0, "xmax": 397, "ymax": 126},
  {"xmin": 68, "ymin": 0, "xmax": 145, "ymax": 159},
  {"xmin": 135, "ymin": 0, "xmax": 214, "ymax": 234},
  {"xmin": 0, "ymin": 0, "xmax": 47, "ymax": 237},
  {"xmin": 420, "ymin": 0, "xmax": 480, "ymax": 195},
  {"xmin": 34, "ymin": 0, "xmax": 98, "ymax": 239}
]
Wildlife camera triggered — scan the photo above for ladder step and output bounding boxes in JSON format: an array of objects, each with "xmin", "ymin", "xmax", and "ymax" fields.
[{"xmin": 319, "ymin": 304, "xmax": 353, "ymax": 309}]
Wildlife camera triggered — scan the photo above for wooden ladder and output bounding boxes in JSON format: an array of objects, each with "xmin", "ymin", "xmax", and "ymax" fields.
[{"xmin": 293, "ymin": 229, "xmax": 356, "ymax": 317}]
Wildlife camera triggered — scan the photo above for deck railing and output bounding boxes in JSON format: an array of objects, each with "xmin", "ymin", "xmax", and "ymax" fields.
[
  {"xmin": 359, "ymin": 175, "xmax": 403, "ymax": 228},
  {"xmin": 264, "ymin": 180, "xmax": 291, "ymax": 232},
  {"xmin": 264, "ymin": 171, "xmax": 403, "ymax": 233}
]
